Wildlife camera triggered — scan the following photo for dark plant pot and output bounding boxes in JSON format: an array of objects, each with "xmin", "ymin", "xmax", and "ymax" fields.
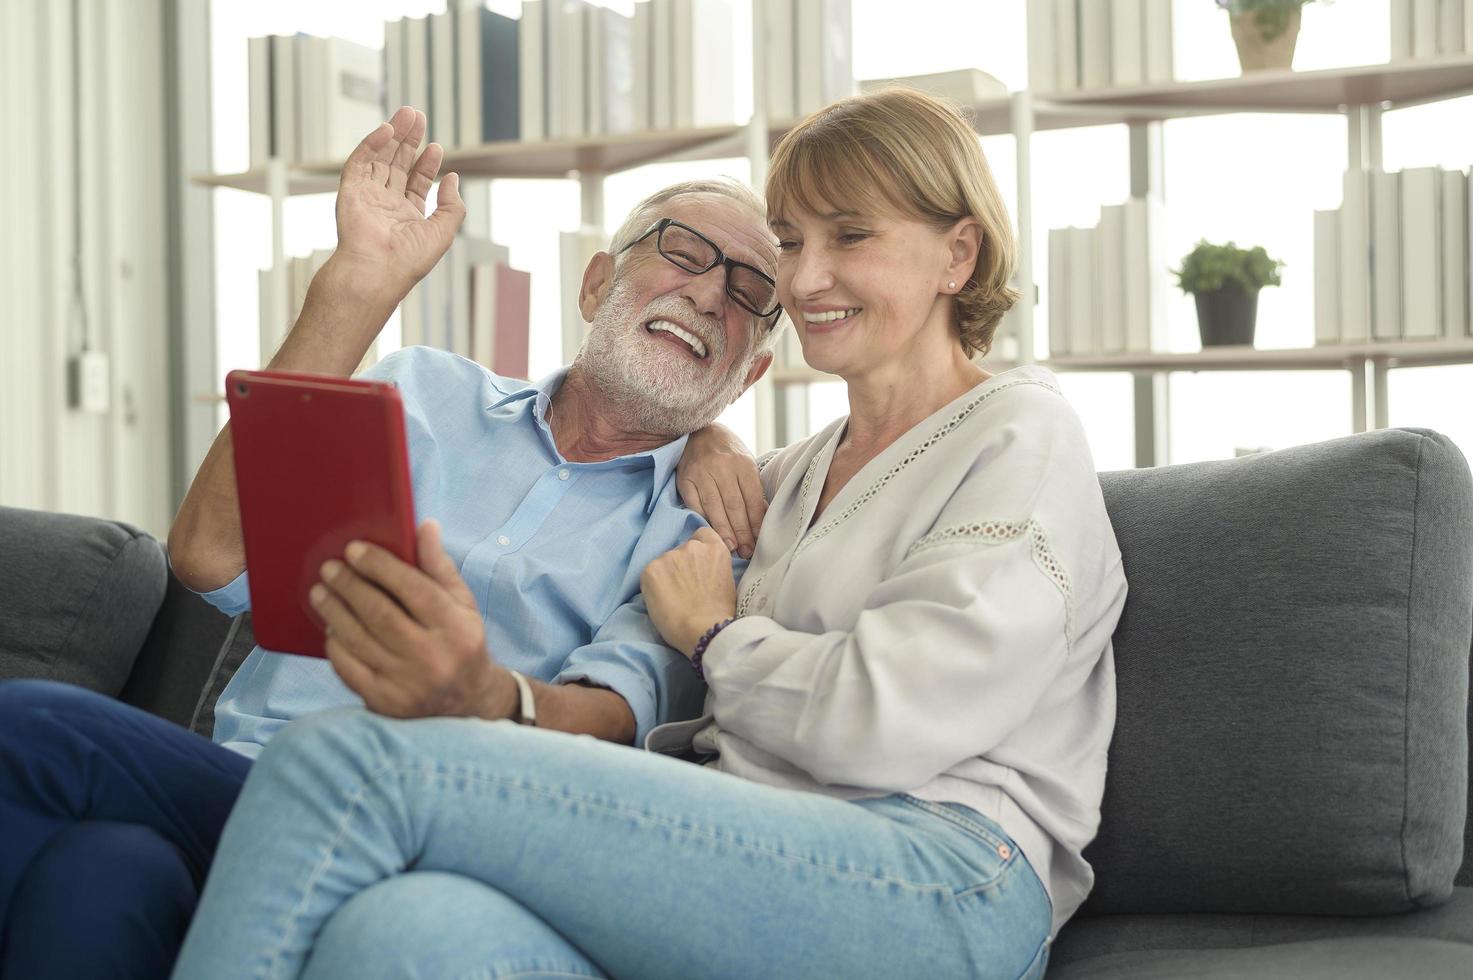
[{"xmin": 1194, "ymin": 285, "xmax": 1259, "ymax": 347}]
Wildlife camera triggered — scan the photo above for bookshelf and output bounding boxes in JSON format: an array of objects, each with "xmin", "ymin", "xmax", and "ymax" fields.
[{"xmin": 192, "ymin": 9, "xmax": 1473, "ymax": 463}]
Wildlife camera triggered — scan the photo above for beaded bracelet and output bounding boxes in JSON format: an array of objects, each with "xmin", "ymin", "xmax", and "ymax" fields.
[{"xmin": 691, "ymin": 618, "xmax": 734, "ymax": 677}]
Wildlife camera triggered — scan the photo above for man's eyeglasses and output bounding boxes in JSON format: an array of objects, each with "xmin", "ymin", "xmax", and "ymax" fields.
[{"xmin": 617, "ymin": 218, "xmax": 781, "ymax": 321}]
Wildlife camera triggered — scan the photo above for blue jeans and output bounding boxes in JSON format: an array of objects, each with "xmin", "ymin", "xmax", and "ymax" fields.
[
  {"xmin": 175, "ymin": 708, "xmax": 1052, "ymax": 980},
  {"xmin": 0, "ymin": 679, "xmax": 253, "ymax": 978}
]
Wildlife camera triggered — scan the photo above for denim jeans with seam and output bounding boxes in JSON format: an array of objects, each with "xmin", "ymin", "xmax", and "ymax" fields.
[{"xmin": 174, "ymin": 707, "xmax": 1053, "ymax": 980}]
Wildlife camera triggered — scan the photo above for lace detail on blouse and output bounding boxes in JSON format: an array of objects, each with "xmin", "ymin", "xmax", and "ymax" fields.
[
  {"xmin": 906, "ymin": 518, "xmax": 1075, "ymax": 655},
  {"xmin": 756, "ymin": 449, "xmax": 782, "ymax": 475},
  {"xmin": 795, "ymin": 377, "xmax": 1057, "ymax": 557}
]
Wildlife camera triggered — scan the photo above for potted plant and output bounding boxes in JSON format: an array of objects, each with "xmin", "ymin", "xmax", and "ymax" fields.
[
  {"xmin": 1215, "ymin": 0, "xmax": 1323, "ymax": 72},
  {"xmin": 1172, "ymin": 240, "xmax": 1284, "ymax": 348}
]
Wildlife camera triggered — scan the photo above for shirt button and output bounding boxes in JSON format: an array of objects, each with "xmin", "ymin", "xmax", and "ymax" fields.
[
  {"xmin": 558, "ymin": 469, "xmax": 569, "ymax": 480},
  {"xmin": 497, "ymin": 535, "xmax": 510, "ymax": 546}
]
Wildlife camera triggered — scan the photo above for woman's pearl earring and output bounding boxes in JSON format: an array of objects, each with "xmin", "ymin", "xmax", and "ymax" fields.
[{"xmin": 948, "ymin": 281, "xmax": 957, "ymax": 291}]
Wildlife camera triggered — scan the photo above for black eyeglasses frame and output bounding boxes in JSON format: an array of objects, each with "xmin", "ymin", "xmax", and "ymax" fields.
[{"xmin": 617, "ymin": 217, "xmax": 782, "ymax": 322}]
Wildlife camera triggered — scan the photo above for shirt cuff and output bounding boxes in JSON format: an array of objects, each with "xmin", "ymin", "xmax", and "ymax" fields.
[
  {"xmin": 553, "ymin": 660, "xmax": 659, "ymax": 748},
  {"xmin": 183, "ymin": 565, "xmax": 252, "ymax": 618},
  {"xmin": 696, "ymin": 616, "xmax": 787, "ymax": 700}
]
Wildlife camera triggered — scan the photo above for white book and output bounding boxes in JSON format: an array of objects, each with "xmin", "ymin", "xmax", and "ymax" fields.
[
  {"xmin": 384, "ymin": 19, "xmax": 404, "ymax": 120},
  {"xmin": 1371, "ymin": 170, "xmax": 1403, "ymax": 341},
  {"xmin": 1466, "ymin": 0, "xmax": 1473, "ymax": 52},
  {"xmin": 560, "ymin": 227, "xmax": 605, "ymax": 361},
  {"xmin": 270, "ymin": 34, "xmax": 299, "ymax": 163},
  {"xmin": 471, "ymin": 262, "xmax": 498, "ymax": 369},
  {"xmin": 795, "ymin": 0, "xmax": 824, "ymax": 113},
  {"xmin": 1313, "ymin": 209, "xmax": 1341, "ymax": 346},
  {"xmin": 1123, "ymin": 195, "xmax": 1169, "ymax": 354},
  {"xmin": 1400, "ymin": 166, "xmax": 1442, "ymax": 340},
  {"xmin": 1413, "ymin": 0, "xmax": 1439, "ymax": 58},
  {"xmin": 430, "ymin": 10, "xmax": 457, "ymax": 145},
  {"xmin": 320, "ymin": 37, "xmax": 385, "ymax": 161},
  {"xmin": 651, "ymin": 0, "xmax": 674, "ymax": 128},
  {"xmin": 457, "ymin": 2, "xmax": 482, "ymax": 146},
  {"xmin": 1110, "ymin": 0, "xmax": 1145, "ymax": 88},
  {"xmin": 1052, "ymin": 0, "xmax": 1079, "ymax": 91},
  {"xmin": 1440, "ymin": 169, "xmax": 1468, "ymax": 340},
  {"xmin": 551, "ymin": 0, "xmax": 587, "ymax": 139},
  {"xmin": 673, "ymin": 0, "xmax": 735, "ymax": 128},
  {"xmin": 586, "ymin": 6, "xmax": 605, "ymax": 136},
  {"xmin": 518, "ymin": 1, "xmax": 545, "ymax": 140},
  {"xmin": 1391, "ymin": 0, "xmax": 1413, "ymax": 61},
  {"xmin": 1078, "ymin": 0, "xmax": 1112, "ymax": 90},
  {"xmin": 304, "ymin": 36, "xmax": 329, "ymax": 162},
  {"xmin": 1048, "ymin": 227, "xmax": 1071, "ymax": 358},
  {"xmin": 599, "ymin": 7, "xmax": 636, "ymax": 135},
  {"xmin": 1143, "ymin": 0, "xmax": 1173, "ymax": 84},
  {"xmin": 400, "ymin": 280, "xmax": 424, "ymax": 348},
  {"xmin": 1339, "ymin": 169, "xmax": 1372, "ymax": 344},
  {"xmin": 764, "ymin": 0, "xmax": 797, "ymax": 120},
  {"xmin": 1098, "ymin": 203, "xmax": 1127, "ymax": 353},
  {"xmin": 1068, "ymin": 225, "xmax": 1098, "ymax": 357},
  {"xmin": 258, "ymin": 268, "xmax": 280, "ymax": 363},
  {"xmin": 248, "ymin": 37, "xmax": 271, "ymax": 166},
  {"xmin": 820, "ymin": 0, "xmax": 854, "ymax": 106},
  {"xmin": 631, "ymin": 2, "xmax": 651, "ymax": 131},
  {"xmin": 1026, "ymin": 0, "xmax": 1057, "ymax": 94},
  {"xmin": 1441, "ymin": 0, "xmax": 1465, "ymax": 54},
  {"xmin": 858, "ymin": 69, "xmax": 1007, "ymax": 103},
  {"xmin": 448, "ymin": 239, "xmax": 471, "ymax": 358},
  {"xmin": 405, "ymin": 17, "xmax": 429, "ymax": 129}
]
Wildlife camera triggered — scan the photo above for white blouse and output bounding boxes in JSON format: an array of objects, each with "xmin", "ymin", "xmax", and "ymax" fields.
[{"xmin": 647, "ymin": 365, "xmax": 1128, "ymax": 937}]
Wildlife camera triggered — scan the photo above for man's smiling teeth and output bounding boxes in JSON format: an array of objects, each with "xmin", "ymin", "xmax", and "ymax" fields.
[
  {"xmin": 803, "ymin": 308, "xmax": 861, "ymax": 323},
  {"xmin": 647, "ymin": 320, "xmax": 707, "ymax": 358}
]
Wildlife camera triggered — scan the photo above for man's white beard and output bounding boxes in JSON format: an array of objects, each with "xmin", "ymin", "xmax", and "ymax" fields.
[{"xmin": 574, "ymin": 276, "xmax": 756, "ymax": 437}]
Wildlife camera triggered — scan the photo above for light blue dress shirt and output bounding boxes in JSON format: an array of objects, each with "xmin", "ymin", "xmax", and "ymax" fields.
[{"xmin": 197, "ymin": 346, "xmax": 711, "ymax": 756}]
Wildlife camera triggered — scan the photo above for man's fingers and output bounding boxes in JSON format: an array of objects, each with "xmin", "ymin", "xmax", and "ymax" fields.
[
  {"xmin": 320, "ymin": 560, "xmax": 425, "ymax": 650},
  {"xmin": 735, "ymin": 468, "xmax": 768, "ymax": 558},
  {"xmin": 312, "ymin": 585, "xmax": 399, "ymax": 674},
  {"xmin": 339, "ymin": 540, "xmax": 453, "ymax": 628},
  {"xmin": 342, "ymin": 121, "xmax": 395, "ymax": 185},
  {"xmin": 370, "ymin": 106, "xmax": 415, "ymax": 185},
  {"xmin": 429, "ymin": 172, "xmax": 466, "ymax": 234},
  {"xmin": 325, "ymin": 635, "xmax": 390, "ymax": 709},
  {"xmin": 405, "ymin": 138, "xmax": 442, "ymax": 214},
  {"xmin": 387, "ymin": 108, "xmax": 426, "ymax": 195},
  {"xmin": 696, "ymin": 478, "xmax": 739, "ymax": 553}
]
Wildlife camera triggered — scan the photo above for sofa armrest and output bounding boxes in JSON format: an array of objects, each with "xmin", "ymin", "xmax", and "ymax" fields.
[{"xmin": 0, "ymin": 505, "xmax": 168, "ymax": 696}]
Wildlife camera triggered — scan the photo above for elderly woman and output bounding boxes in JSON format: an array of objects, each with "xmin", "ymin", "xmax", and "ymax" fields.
[{"xmin": 172, "ymin": 89, "xmax": 1125, "ymax": 980}]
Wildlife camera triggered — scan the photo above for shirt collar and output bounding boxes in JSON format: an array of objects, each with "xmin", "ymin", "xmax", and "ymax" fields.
[{"xmin": 486, "ymin": 367, "xmax": 689, "ymax": 512}]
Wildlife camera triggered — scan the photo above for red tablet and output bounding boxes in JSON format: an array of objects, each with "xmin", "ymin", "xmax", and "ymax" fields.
[{"xmin": 226, "ymin": 369, "xmax": 418, "ymax": 657}]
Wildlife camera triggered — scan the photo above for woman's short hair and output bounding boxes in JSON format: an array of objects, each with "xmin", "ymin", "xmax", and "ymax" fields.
[{"xmin": 766, "ymin": 88, "xmax": 1019, "ymax": 359}]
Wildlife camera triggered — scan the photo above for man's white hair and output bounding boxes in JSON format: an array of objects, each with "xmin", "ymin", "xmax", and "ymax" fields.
[{"xmin": 606, "ymin": 178, "xmax": 785, "ymax": 354}]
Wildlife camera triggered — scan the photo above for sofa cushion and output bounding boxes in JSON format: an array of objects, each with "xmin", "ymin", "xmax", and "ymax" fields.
[
  {"xmin": 1083, "ymin": 428, "xmax": 1472, "ymax": 917},
  {"xmin": 0, "ymin": 506, "xmax": 168, "ymax": 696},
  {"xmin": 1047, "ymin": 937, "xmax": 1473, "ymax": 980},
  {"xmin": 1051, "ymin": 888, "xmax": 1473, "ymax": 968},
  {"xmin": 187, "ymin": 612, "xmax": 256, "ymax": 739},
  {"xmin": 119, "ymin": 572, "xmax": 239, "ymax": 728}
]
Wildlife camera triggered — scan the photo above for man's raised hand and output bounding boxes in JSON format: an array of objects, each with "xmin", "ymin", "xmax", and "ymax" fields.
[{"xmin": 333, "ymin": 106, "xmax": 466, "ymax": 297}]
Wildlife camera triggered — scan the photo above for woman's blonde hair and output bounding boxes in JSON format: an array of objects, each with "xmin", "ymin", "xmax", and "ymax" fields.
[{"xmin": 766, "ymin": 87, "xmax": 1018, "ymax": 358}]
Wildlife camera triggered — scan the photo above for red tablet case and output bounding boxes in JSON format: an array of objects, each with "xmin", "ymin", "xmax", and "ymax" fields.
[{"xmin": 226, "ymin": 369, "xmax": 418, "ymax": 657}]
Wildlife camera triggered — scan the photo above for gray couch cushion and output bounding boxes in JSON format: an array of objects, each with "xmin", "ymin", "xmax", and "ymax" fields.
[
  {"xmin": 0, "ymin": 506, "xmax": 168, "ymax": 695},
  {"xmin": 1051, "ymin": 888, "xmax": 1473, "ymax": 968},
  {"xmin": 1084, "ymin": 428, "xmax": 1472, "ymax": 917},
  {"xmin": 1047, "ymin": 936, "xmax": 1473, "ymax": 980},
  {"xmin": 186, "ymin": 612, "xmax": 256, "ymax": 739}
]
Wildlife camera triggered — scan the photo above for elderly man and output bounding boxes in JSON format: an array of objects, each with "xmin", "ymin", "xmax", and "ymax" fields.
[{"xmin": 0, "ymin": 106, "xmax": 777, "ymax": 979}]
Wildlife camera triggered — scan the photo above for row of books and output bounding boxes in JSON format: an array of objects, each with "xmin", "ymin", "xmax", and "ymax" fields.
[
  {"xmin": 1027, "ymin": 0, "xmax": 1174, "ymax": 94},
  {"xmin": 256, "ymin": 238, "xmax": 531, "ymax": 379},
  {"xmin": 759, "ymin": 0, "xmax": 855, "ymax": 122},
  {"xmin": 248, "ymin": 35, "xmax": 384, "ymax": 166},
  {"xmin": 1047, "ymin": 197, "xmax": 1170, "ymax": 358},
  {"xmin": 401, "ymin": 235, "xmax": 533, "ymax": 379},
  {"xmin": 1314, "ymin": 167, "xmax": 1472, "ymax": 347},
  {"xmin": 1390, "ymin": 0, "xmax": 1473, "ymax": 60},
  {"xmin": 383, "ymin": 3, "xmax": 519, "ymax": 149}
]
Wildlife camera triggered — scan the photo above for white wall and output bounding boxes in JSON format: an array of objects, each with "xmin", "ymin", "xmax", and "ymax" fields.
[{"xmin": 0, "ymin": 0, "xmax": 174, "ymax": 538}]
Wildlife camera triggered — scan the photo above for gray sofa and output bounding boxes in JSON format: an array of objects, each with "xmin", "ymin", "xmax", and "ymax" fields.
[{"xmin": 1, "ymin": 425, "xmax": 1470, "ymax": 978}]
